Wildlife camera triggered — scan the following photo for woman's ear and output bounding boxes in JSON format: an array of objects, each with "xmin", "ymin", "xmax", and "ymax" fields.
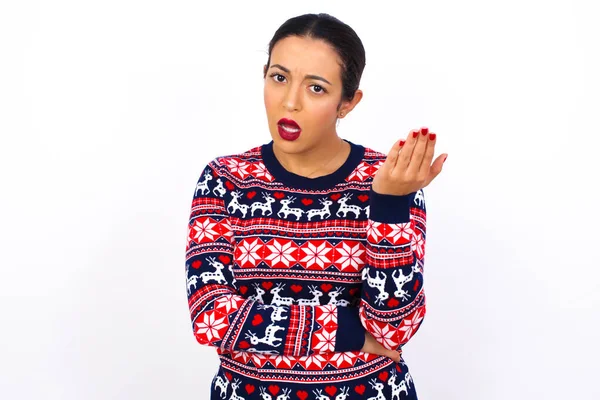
[{"xmin": 339, "ymin": 90, "xmax": 364, "ymax": 117}]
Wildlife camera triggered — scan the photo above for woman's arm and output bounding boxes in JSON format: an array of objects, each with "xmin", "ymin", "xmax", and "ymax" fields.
[
  {"xmin": 186, "ymin": 160, "xmax": 366, "ymax": 356},
  {"xmin": 358, "ymin": 126, "xmax": 443, "ymax": 351},
  {"xmin": 358, "ymin": 189, "xmax": 427, "ymax": 352}
]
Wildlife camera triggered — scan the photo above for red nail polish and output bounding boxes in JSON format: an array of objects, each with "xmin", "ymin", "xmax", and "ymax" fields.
[
  {"xmin": 421, "ymin": 127, "xmax": 429, "ymax": 135},
  {"xmin": 443, "ymin": 155, "xmax": 448, "ymax": 163},
  {"xmin": 412, "ymin": 131, "xmax": 419, "ymax": 138},
  {"xmin": 399, "ymin": 140, "xmax": 406, "ymax": 146},
  {"xmin": 429, "ymin": 133, "xmax": 436, "ymax": 140}
]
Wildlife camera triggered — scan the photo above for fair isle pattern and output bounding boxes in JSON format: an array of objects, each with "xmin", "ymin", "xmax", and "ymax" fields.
[{"xmin": 186, "ymin": 140, "xmax": 426, "ymax": 399}]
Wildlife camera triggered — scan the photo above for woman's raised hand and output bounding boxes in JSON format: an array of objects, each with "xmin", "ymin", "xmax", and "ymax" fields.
[{"xmin": 372, "ymin": 127, "xmax": 447, "ymax": 196}]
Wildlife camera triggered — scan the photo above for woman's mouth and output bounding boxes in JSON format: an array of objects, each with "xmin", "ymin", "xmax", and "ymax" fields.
[{"xmin": 277, "ymin": 118, "xmax": 301, "ymax": 141}]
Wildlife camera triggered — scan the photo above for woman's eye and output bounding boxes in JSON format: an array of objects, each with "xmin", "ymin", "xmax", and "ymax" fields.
[
  {"xmin": 311, "ymin": 85, "xmax": 326, "ymax": 94},
  {"xmin": 271, "ymin": 73, "xmax": 286, "ymax": 83}
]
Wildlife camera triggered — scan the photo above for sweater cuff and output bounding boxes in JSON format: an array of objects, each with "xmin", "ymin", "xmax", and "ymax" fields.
[
  {"xmin": 368, "ymin": 188, "xmax": 412, "ymax": 224},
  {"xmin": 335, "ymin": 307, "xmax": 366, "ymax": 352}
]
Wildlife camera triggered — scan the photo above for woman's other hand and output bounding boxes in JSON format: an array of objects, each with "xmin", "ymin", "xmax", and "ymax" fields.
[{"xmin": 361, "ymin": 332, "xmax": 401, "ymax": 362}]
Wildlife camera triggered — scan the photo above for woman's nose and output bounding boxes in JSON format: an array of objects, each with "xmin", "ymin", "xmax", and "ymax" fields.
[{"xmin": 282, "ymin": 86, "xmax": 302, "ymax": 112}]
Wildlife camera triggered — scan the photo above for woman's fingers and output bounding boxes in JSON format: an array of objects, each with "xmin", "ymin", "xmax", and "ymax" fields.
[
  {"xmin": 396, "ymin": 127, "xmax": 423, "ymax": 173},
  {"xmin": 405, "ymin": 127, "xmax": 430, "ymax": 177},
  {"xmin": 375, "ymin": 126, "xmax": 444, "ymax": 195},
  {"xmin": 383, "ymin": 137, "xmax": 405, "ymax": 172},
  {"xmin": 423, "ymin": 153, "xmax": 447, "ymax": 188},
  {"xmin": 418, "ymin": 131, "xmax": 437, "ymax": 179}
]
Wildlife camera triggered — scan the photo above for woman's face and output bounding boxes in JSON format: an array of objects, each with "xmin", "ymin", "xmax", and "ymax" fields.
[{"xmin": 263, "ymin": 35, "xmax": 360, "ymax": 152}]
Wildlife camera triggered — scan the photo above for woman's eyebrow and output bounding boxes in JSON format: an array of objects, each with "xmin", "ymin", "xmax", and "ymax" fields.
[{"xmin": 270, "ymin": 64, "xmax": 332, "ymax": 86}]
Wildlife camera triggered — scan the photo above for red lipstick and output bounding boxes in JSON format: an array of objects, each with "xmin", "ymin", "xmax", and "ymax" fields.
[{"xmin": 277, "ymin": 118, "xmax": 302, "ymax": 141}]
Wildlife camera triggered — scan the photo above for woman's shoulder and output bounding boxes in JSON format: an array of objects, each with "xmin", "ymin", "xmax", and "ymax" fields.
[
  {"xmin": 348, "ymin": 140, "xmax": 388, "ymax": 167},
  {"xmin": 198, "ymin": 142, "xmax": 270, "ymax": 182},
  {"xmin": 211, "ymin": 143, "xmax": 263, "ymax": 166}
]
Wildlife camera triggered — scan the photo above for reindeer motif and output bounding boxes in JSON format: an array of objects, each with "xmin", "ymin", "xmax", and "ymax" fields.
[
  {"xmin": 195, "ymin": 171, "xmax": 212, "ymax": 196},
  {"xmin": 336, "ymin": 193, "xmax": 362, "ymax": 219},
  {"xmin": 313, "ymin": 389, "xmax": 330, "ymax": 400},
  {"xmin": 244, "ymin": 323, "xmax": 285, "ymax": 347},
  {"xmin": 270, "ymin": 283, "xmax": 295, "ymax": 306},
  {"xmin": 297, "ymin": 285, "xmax": 323, "ymax": 306},
  {"xmin": 363, "ymin": 204, "xmax": 370, "ymax": 218},
  {"xmin": 257, "ymin": 304, "xmax": 288, "ymax": 322},
  {"xmin": 391, "ymin": 264, "xmax": 422, "ymax": 302},
  {"xmin": 362, "ymin": 267, "xmax": 389, "ymax": 306},
  {"xmin": 230, "ymin": 378, "xmax": 246, "ymax": 400},
  {"xmin": 212, "ymin": 373, "xmax": 229, "ymax": 399},
  {"xmin": 388, "ymin": 369, "xmax": 408, "ymax": 400},
  {"xmin": 258, "ymin": 386, "xmax": 272, "ymax": 400},
  {"xmin": 327, "ymin": 286, "xmax": 350, "ymax": 307},
  {"xmin": 198, "ymin": 257, "xmax": 227, "ymax": 284},
  {"xmin": 276, "ymin": 387, "xmax": 291, "ymax": 400},
  {"xmin": 248, "ymin": 283, "xmax": 266, "ymax": 303},
  {"xmin": 334, "ymin": 387, "xmax": 350, "ymax": 400},
  {"xmin": 391, "ymin": 269, "xmax": 414, "ymax": 302},
  {"xmin": 405, "ymin": 371, "xmax": 413, "ymax": 389},
  {"xmin": 212, "ymin": 177, "xmax": 226, "ymax": 198},
  {"xmin": 277, "ymin": 196, "xmax": 304, "ymax": 220},
  {"xmin": 306, "ymin": 198, "xmax": 333, "ymax": 221},
  {"xmin": 228, "ymin": 264, "xmax": 237, "ymax": 288},
  {"xmin": 227, "ymin": 191, "xmax": 249, "ymax": 218},
  {"xmin": 366, "ymin": 378, "xmax": 386, "ymax": 400},
  {"xmin": 414, "ymin": 189, "xmax": 424, "ymax": 207},
  {"xmin": 186, "ymin": 263, "xmax": 199, "ymax": 294},
  {"xmin": 250, "ymin": 192, "xmax": 276, "ymax": 216}
]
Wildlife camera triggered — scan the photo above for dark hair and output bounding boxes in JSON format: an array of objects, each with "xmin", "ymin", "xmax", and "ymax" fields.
[{"xmin": 264, "ymin": 13, "xmax": 366, "ymax": 109}]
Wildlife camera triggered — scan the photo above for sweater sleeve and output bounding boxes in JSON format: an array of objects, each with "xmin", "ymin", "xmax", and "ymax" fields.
[
  {"xmin": 358, "ymin": 187, "xmax": 427, "ymax": 352},
  {"xmin": 186, "ymin": 161, "xmax": 365, "ymax": 356}
]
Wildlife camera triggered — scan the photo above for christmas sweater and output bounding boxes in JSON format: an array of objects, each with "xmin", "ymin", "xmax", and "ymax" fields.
[{"xmin": 185, "ymin": 138, "xmax": 427, "ymax": 400}]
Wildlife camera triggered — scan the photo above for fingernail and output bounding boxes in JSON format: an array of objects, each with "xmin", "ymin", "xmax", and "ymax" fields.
[
  {"xmin": 421, "ymin": 127, "xmax": 429, "ymax": 135},
  {"xmin": 399, "ymin": 140, "xmax": 405, "ymax": 146},
  {"xmin": 443, "ymin": 155, "xmax": 448, "ymax": 163},
  {"xmin": 429, "ymin": 133, "xmax": 436, "ymax": 140},
  {"xmin": 412, "ymin": 131, "xmax": 419, "ymax": 138}
]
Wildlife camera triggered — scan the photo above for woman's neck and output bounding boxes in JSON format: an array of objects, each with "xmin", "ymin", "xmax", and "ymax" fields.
[{"xmin": 272, "ymin": 136, "xmax": 351, "ymax": 178}]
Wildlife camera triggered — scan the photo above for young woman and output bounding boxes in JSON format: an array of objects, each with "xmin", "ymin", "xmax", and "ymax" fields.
[{"xmin": 185, "ymin": 13, "xmax": 446, "ymax": 400}]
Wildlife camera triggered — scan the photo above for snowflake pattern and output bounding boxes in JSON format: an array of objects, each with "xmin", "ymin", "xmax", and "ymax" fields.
[
  {"xmin": 235, "ymin": 238, "xmax": 264, "ymax": 268},
  {"xmin": 191, "ymin": 217, "xmax": 219, "ymax": 243},
  {"xmin": 195, "ymin": 311, "xmax": 228, "ymax": 342},
  {"xmin": 265, "ymin": 239, "xmax": 297, "ymax": 268},
  {"xmin": 312, "ymin": 329, "xmax": 336, "ymax": 353},
  {"xmin": 335, "ymin": 242, "xmax": 366, "ymax": 271},
  {"xmin": 301, "ymin": 241, "xmax": 333, "ymax": 269},
  {"xmin": 366, "ymin": 220, "xmax": 384, "ymax": 243},
  {"xmin": 399, "ymin": 308, "xmax": 425, "ymax": 342},
  {"xmin": 316, "ymin": 304, "xmax": 338, "ymax": 326},
  {"xmin": 214, "ymin": 295, "xmax": 244, "ymax": 314},
  {"xmin": 367, "ymin": 320, "xmax": 399, "ymax": 350},
  {"xmin": 250, "ymin": 161, "xmax": 275, "ymax": 182},
  {"xmin": 387, "ymin": 222, "xmax": 413, "ymax": 245},
  {"xmin": 225, "ymin": 158, "xmax": 252, "ymax": 179},
  {"xmin": 347, "ymin": 161, "xmax": 371, "ymax": 182}
]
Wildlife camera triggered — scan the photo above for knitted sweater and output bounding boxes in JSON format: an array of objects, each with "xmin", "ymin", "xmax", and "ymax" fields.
[{"xmin": 185, "ymin": 138, "xmax": 427, "ymax": 400}]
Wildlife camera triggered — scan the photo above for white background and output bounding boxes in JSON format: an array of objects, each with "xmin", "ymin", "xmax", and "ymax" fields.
[{"xmin": 1, "ymin": 1, "xmax": 599, "ymax": 399}]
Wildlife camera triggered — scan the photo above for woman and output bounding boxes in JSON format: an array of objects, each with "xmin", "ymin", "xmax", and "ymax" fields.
[{"xmin": 185, "ymin": 13, "xmax": 446, "ymax": 400}]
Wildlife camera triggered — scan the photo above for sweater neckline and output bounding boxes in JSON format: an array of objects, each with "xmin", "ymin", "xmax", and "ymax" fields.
[{"xmin": 260, "ymin": 139, "xmax": 365, "ymax": 191}]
